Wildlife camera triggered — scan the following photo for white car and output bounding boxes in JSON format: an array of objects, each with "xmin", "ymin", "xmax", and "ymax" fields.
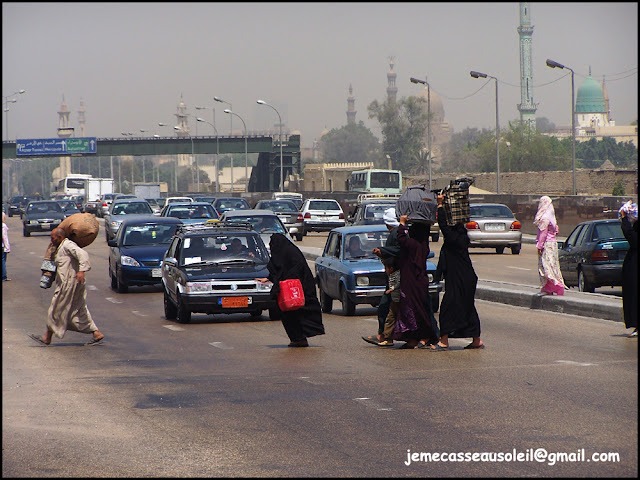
[
  {"xmin": 165, "ymin": 196, "xmax": 194, "ymax": 205},
  {"xmin": 299, "ymin": 198, "xmax": 345, "ymax": 236}
]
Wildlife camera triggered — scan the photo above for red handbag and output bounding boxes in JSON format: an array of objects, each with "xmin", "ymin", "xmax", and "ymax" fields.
[{"xmin": 277, "ymin": 278, "xmax": 305, "ymax": 311}]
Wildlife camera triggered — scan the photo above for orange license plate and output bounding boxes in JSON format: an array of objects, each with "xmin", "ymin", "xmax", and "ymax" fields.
[{"xmin": 221, "ymin": 296, "xmax": 248, "ymax": 308}]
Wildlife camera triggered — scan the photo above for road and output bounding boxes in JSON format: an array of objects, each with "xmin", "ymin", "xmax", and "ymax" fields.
[{"xmin": 2, "ymin": 216, "xmax": 636, "ymax": 477}]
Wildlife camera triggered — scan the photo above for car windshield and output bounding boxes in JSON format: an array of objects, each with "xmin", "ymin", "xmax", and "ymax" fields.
[
  {"xmin": 226, "ymin": 215, "xmax": 286, "ymax": 234},
  {"xmin": 363, "ymin": 204, "xmax": 394, "ymax": 221},
  {"xmin": 166, "ymin": 204, "xmax": 219, "ymax": 220},
  {"xmin": 470, "ymin": 205, "xmax": 514, "ymax": 218},
  {"xmin": 344, "ymin": 231, "xmax": 389, "ymax": 259},
  {"xmin": 112, "ymin": 202, "xmax": 152, "ymax": 215},
  {"xmin": 214, "ymin": 199, "xmax": 250, "ymax": 211},
  {"xmin": 309, "ymin": 200, "xmax": 340, "ymax": 211},
  {"xmin": 58, "ymin": 201, "xmax": 76, "ymax": 210},
  {"xmin": 259, "ymin": 200, "xmax": 298, "ymax": 213},
  {"xmin": 28, "ymin": 202, "xmax": 62, "ymax": 214},
  {"xmin": 180, "ymin": 233, "xmax": 269, "ymax": 266},
  {"xmin": 123, "ymin": 224, "xmax": 178, "ymax": 246}
]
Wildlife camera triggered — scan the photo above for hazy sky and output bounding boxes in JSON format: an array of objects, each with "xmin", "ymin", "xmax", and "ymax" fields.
[{"xmin": 2, "ymin": 2, "xmax": 638, "ymax": 148}]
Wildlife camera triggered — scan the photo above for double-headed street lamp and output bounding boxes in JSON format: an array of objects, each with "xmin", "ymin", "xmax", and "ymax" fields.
[
  {"xmin": 470, "ymin": 70, "xmax": 500, "ymax": 194},
  {"xmin": 223, "ymin": 110, "xmax": 248, "ymax": 192},
  {"xmin": 257, "ymin": 100, "xmax": 284, "ymax": 192},
  {"xmin": 174, "ymin": 126, "xmax": 198, "ymax": 192},
  {"xmin": 3, "ymin": 89, "xmax": 25, "ymax": 141},
  {"xmin": 409, "ymin": 77, "xmax": 432, "ymax": 190},
  {"xmin": 214, "ymin": 96, "xmax": 233, "ymax": 135},
  {"xmin": 197, "ymin": 117, "xmax": 220, "ymax": 192},
  {"xmin": 546, "ymin": 58, "xmax": 576, "ymax": 196},
  {"xmin": 159, "ymin": 122, "xmax": 179, "ymax": 191}
]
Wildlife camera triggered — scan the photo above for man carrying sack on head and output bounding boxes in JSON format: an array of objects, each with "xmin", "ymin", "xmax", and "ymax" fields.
[{"xmin": 40, "ymin": 213, "xmax": 99, "ymax": 288}]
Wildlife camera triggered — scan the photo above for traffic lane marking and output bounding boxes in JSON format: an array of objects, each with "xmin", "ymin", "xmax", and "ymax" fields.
[
  {"xmin": 354, "ymin": 397, "xmax": 392, "ymax": 411},
  {"xmin": 163, "ymin": 325, "xmax": 185, "ymax": 331},
  {"xmin": 209, "ymin": 342, "xmax": 234, "ymax": 349},
  {"xmin": 507, "ymin": 266, "xmax": 531, "ymax": 271},
  {"xmin": 105, "ymin": 297, "xmax": 123, "ymax": 304},
  {"xmin": 132, "ymin": 310, "xmax": 148, "ymax": 317}
]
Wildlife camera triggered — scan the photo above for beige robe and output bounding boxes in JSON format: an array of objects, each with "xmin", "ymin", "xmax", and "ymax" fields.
[{"xmin": 47, "ymin": 238, "xmax": 98, "ymax": 338}]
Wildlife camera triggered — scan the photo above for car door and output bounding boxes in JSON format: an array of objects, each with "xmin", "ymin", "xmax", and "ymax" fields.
[
  {"xmin": 558, "ymin": 224, "xmax": 583, "ymax": 285},
  {"xmin": 162, "ymin": 237, "xmax": 181, "ymax": 302},
  {"xmin": 316, "ymin": 232, "xmax": 340, "ymax": 298}
]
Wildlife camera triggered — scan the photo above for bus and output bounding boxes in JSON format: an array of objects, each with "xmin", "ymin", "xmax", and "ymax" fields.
[
  {"xmin": 54, "ymin": 174, "xmax": 93, "ymax": 197},
  {"xmin": 349, "ymin": 169, "xmax": 402, "ymax": 194}
]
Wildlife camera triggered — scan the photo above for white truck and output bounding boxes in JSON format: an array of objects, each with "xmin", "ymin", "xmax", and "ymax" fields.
[
  {"xmin": 83, "ymin": 178, "xmax": 115, "ymax": 214},
  {"xmin": 134, "ymin": 183, "xmax": 161, "ymax": 200}
]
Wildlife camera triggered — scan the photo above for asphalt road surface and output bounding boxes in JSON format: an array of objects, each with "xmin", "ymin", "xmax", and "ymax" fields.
[{"xmin": 2, "ymin": 216, "xmax": 636, "ymax": 477}]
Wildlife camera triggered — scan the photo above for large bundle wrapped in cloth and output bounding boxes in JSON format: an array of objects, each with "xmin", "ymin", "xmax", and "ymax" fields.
[
  {"xmin": 442, "ymin": 177, "xmax": 474, "ymax": 226},
  {"xmin": 395, "ymin": 184, "xmax": 437, "ymax": 224},
  {"xmin": 39, "ymin": 213, "xmax": 99, "ymax": 288}
]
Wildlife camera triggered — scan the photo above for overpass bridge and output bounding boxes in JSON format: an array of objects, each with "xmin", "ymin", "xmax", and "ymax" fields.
[{"xmin": 2, "ymin": 134, "xmax": 301, "ymax": 193}]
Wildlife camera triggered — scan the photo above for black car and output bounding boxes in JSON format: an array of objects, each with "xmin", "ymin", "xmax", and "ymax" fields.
[
  {"xmin": 22, "ymin": 201, "xmax": 65, "ymax": 236},
  {"xmin": 558, "ymin": 219, "xmax": 629, "ymax": 292},
  {"xmin": 161, "ymin": 222, "xmax": 275, "ymax": 323},
  {"xmin": 8, "ymin": 195, "xmax": 27, "ymax": 217},
  {"xmin": 56, "ymin": 199, "xmax": 81, "ymax": 218},
  {"xmin": 212, "ymin": 197, "xmax": 251, "ymax": 215},
  {"xmin": 107, "ymin": 216, "xmax": 182, "ymax": 292}
]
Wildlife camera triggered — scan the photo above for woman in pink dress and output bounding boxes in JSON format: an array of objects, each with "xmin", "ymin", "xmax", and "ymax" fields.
[{"xmin": 533, "ymin": 196, "xmax": 566, "ymax": 295}]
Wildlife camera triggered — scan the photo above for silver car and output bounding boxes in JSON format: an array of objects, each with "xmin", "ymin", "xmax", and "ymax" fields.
[
  {"xmin": 254, "ymin": 199, "xmax": 304, "ymax": 241},
  {"xmin": 219, "ymin": 209, "xmax": 293, "ymax": 252},
  {"xmin": 103, "ymin": 198, "xmax": 155, "ymax": 241},
  {"xmin": 466, "ymin": 203, "xmax": 522, "ymax": 254}
]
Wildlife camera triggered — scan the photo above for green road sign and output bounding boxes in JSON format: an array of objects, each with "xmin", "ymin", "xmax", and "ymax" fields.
[{"xmin": 65, "ymin": 137, "xmax": 97, "ymax": 154}]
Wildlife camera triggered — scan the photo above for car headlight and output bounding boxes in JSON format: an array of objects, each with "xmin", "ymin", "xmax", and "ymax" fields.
[
  {"xmin": 257, "ymin": 281, "xmax": 273, "ymax": 292},
  {"xmin": 120, "ymin": 255, "xmax": 141, "ymax": 267},
  {"xmin": 428, "ymin": 273, "xmax": 434, "ymax": 283},
  {"xmin": 111, "ymin": 220, "xmax": 122, "ymax": 229},
  {"xmin": 29, "ymin": 220, "xmax": 38, "ymax": 224},
  {"xmin": 185, "ymin": 281, "xmax": 211, "ymax": 293},
  {"xmin": 356, "ymin": 276, "xmax": 370, "ymax": 286}
]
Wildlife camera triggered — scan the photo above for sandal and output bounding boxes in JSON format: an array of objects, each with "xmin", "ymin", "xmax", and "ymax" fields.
[{"xmin": 377, "ymin": 340, "xmax": 394, "ymax": 347}]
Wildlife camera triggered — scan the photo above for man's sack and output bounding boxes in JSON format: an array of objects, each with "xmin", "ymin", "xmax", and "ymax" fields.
[
  {"xmin": 395, "ymin": 185, "xmax": 437, "ymax": 224},
  {"xmin": 59, "ymin": 213, "xmax": 99, "ymax": 248},
  {"xmin": 442, "ymin": 177, "xmax": 473, "ymax": 226},
  {"xmin": 277, "ymin": 279, "xmax": 305, "ymax": 311}
]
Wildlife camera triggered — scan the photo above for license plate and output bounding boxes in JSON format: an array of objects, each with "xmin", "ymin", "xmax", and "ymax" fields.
[
  {"xmin": 221, "ymin": 296, "xmax": 249, "ymax": 308},
  {"xmin": 151, "ymin": 268, "xmax": 162, "ymax": 277},
  {"xmin": 41, "ymin": 223, "xmax": 52, "ymax": 230},
  {"xmin": 485, "ymin": 223, "xmax": 505, "ymax": 231}
]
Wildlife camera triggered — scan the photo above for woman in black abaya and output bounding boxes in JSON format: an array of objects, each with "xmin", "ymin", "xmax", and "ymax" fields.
[
  {"xmin": 256, "ymin": 234, "xmax": 324, "ymax": 347},
  {"xmin": 434, "ymin": 195, "xmax": 483, "ymax": 350}
]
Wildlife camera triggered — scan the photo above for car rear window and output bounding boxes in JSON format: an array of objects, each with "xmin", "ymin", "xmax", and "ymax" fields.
[
  {"xmin": 591, "ymin": 223, "xmax": 625, "ymax": 242},
  {"xmin": 470, "ymin": 205, "xmax": 514, "ymax": 218},
  {"xmin": 309, "ymin": 200, "xmax": 341, "ymax": 211}
]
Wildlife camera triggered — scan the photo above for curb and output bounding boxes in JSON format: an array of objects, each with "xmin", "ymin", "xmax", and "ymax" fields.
[{"xmin": 300, "ymin": 246, "xmax": 622, "ymax": 323}]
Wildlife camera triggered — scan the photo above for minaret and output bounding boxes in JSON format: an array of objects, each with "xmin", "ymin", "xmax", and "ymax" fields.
[
  {"xmin": 77, "ymin": 98, "xmax": 86, "ymax": 137},
  {"xmin": 346, "ymin": 84, "xmax": 357, "ymax": 125},
  {"xmin": 602, "ymin": 75, "xmax": 611, "ymax": 124},
  {"xmin": 57, "ymin": 95, "xmax": 73, "ymax": 138},
  {"xmin": 517, "ymin": 2, "xmax": 537, "ymax": 128},
  {"xmin": 387, "ymin": 56, "xmax": 398, "ymax": 104},
  {"xmin": 174, "ymin": 93, "xmax": 190, "ymax": 137}
]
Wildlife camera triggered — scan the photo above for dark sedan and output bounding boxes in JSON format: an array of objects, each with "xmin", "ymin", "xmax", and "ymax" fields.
[
  {"xmin": 56, "ymin": 199, "xmax": 81, "ymax": 218},
  {"xmin": 558, "ymin": 219, "xmax": 629, "ymax": 293},
  {"xmin": 22, "ymin": 201, "xmax": 65, "ymax": 236},
  {"xmin": 107, "ymin": 216, "xmax": 182, "ymax": 293}
]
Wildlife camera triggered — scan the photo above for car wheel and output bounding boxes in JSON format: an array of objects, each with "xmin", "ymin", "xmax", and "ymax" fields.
[
  {"xmin": 116, "ymin": 269, "xmax": 128, "ymax": 293},
  {"xmin": 578, "ymin": 269, "xmax": 595, "ymax": 293},
  {"xmin": 511, "ymin": 245, "xmax": 521, "ymax": 255},
  {"xmin": 176, "ymin": 293, "xmax": 192, "ymax": 324},
  {"xmin": 302, "ymin": 226, "xmax": 307, "ymax": 237},
  {"xmin": 8, "ymin": 211, "xmax": 12, "ymax": 217},
  {"xmin": 250, "ymin": 309, "xmax": 263, "ymax": 318},
  {"xmin": 105, "ymin": 229, "xmax": 110, "ymax": 241},
  {"xmin": 23, "ymin": 227, "xmax": 30, "ymax": 237},
  {"xmin": 495, "ymin": 246, "xmax": 505, "ymax": 254},
  {"xmin": 340, "ymin": 285, "xmax": 355, "ymax": 316},
  {"xmin": 431, "ymin": 233, "xmax": 439, "ymax": 243},
  {"xmin": 296, "ymin": 232, "xmax": 303, "ymax": 241},
  {"xmin": 319, "ymin": 283, "xmax": 333, "ymax": 313},
  {"xmin": 164, "ymin": 290, "xmax": 177, "ymax": 319}
]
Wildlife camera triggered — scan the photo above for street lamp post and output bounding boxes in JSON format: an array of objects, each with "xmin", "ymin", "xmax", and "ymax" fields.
[
  {"xmin": 159, "ymin": 122, "xmax": 178, "ymax": 192},
  {"xmin": 409, "ymin": 77, "xmax": 432, "ymax": 190},
  {"xmin": 257, "ymin": 100, "xmax": 284, "ymax": 192},
  {"xmin": 174, "ymin": 126, "xmax": 197, "ymax": 192},
  {"xmin": 3, "ymin": 89, "xmax": 25, "ymax": 141},
  {"xmin": 223, "ymin": 110, "xmax": 248, "ymax": 192},
  {"xmin": 470, "ymin": 70, "xmax": 500, "ymax": 194},
  {"xmin": 546, "ymin": 59, "xmax": 576, "ymax": 196},
  {"xmin": 197, "ymin": 117, "xmax": 220, "ymax": 192}
]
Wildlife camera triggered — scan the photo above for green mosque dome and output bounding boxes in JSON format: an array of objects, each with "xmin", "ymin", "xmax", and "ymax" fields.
[{"xmin": 575, "ymin": 76, "xmax": 606, "ymax": 113}]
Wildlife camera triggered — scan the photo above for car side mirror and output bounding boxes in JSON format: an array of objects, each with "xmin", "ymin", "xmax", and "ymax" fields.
[
  {"xmin": 164, "ymin": 257, "xmax": 177, "ymax": 265},
  {"xmin": 107, "ymin": 239, "xmax": 117, "ymax": 247},
  {"xmin": 557, "ymin": 241, "xmax": 565, "ymax": 249},
  {"xmin": 427, "ymin": 251, "xmax": 435, "ymax": 259}
]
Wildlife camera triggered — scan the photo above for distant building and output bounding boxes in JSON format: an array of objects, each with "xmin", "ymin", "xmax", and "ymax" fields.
[{"xmin": 346, "ymin": 84, "xmax": 356, "ymax": 125}]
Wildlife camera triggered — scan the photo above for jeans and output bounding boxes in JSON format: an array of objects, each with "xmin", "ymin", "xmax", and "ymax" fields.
[{"xmin": 2, "ymin": 250, "xmax": 7, "ymax": 281}]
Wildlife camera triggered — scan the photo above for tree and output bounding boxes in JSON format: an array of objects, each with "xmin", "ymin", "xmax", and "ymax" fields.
[
  {"xmin": 535, "ymin": 117, "xmax": 556, "ymax": 133},
  {"xmin": 612, "ymin": 179, "xmax": 625, "ymax": 196},
  {"xmin": 367, "ymin": 96, "xmax": 428, "ymax": 173},
  {"xmin": 318, "ymin": 122, "xmax": 380, "ymax": 165}
]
